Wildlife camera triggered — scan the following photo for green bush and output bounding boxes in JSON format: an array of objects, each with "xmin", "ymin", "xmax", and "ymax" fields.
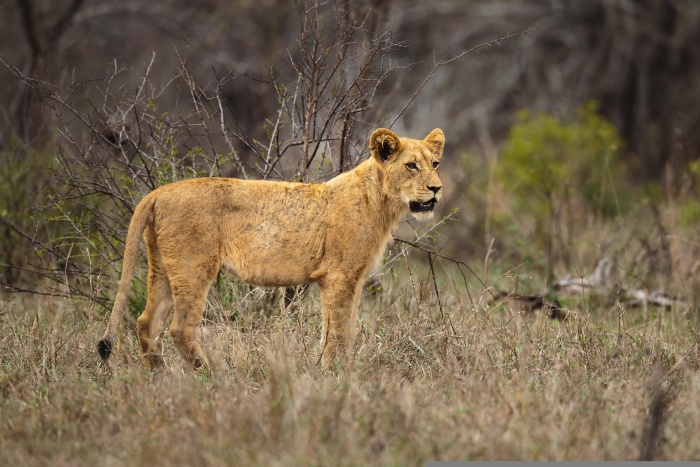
[
  {"xmin": 679, "ymin": 161, "xmax": 700, "ymax": 227},
  {"xmin": 0, "ymin": 140, "xmax": 54, "ymax": 286},
  {"xmin": 498, "ymin": 101, "xmax": 627, "ymax": 219}
]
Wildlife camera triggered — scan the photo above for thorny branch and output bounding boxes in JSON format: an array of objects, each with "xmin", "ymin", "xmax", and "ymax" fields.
[
  {"xmin": 390, "ymin": 27, "xmax": 535, "ymax": 128},
  {"xmin": 393, "ymin": 237, "xmax": 496, "ymax": 308}
]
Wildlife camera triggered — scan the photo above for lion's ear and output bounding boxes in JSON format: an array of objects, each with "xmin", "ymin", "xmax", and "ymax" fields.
[
  {"xmin": 424, "ymin": 128, "xmax": 445, "ymax": 158},
  {"xmin": 370, "ymin": 128, "xmax": 401, "ymax": 163}
]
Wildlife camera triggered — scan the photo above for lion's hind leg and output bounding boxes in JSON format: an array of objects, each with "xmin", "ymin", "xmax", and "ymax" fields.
[
  {"xmin": 168, "ymin": 276, "xmax": 214, "ymax": 371},
  {"xmin": 136, "ymin": 241, "xmax": 173, "ymax": 369}
]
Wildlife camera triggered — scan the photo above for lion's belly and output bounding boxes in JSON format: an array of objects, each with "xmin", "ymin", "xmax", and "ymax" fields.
[
  {"xmin": 221, "ymin": 260, "xmax": 308, "ymax": 287},
  {"xmin": 221, "ymin": 215, "xmax": 326, "ymax": 287},
  {"xmin": 221, "ymin": 250, "xmax": 320, "ymax": 287}
]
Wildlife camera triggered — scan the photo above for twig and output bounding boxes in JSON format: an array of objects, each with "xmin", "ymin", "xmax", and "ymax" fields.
[
  {"xmin": 394, "ymin": 237, "xmax": 494, "ymax": 303},
  {"xmin": 428, "ymin": 252, "xmax": 443, "ymax": 318},
  {"xmin": 390, "ymin": 27, "xmax": 535, "ymax": 128},
  {"xmin": 0, "ymin": 294, "xmax": 17, "ymax": 317}
]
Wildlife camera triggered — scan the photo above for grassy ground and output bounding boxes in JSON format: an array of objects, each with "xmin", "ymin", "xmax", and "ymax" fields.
[{"xmin": 1, "ymin": 259, "xmax": 699, "ymax": 465}]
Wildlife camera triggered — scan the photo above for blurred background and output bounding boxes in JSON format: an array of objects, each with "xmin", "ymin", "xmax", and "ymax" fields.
[{"xmin": 2, "ymin": 0, "xmax": 700, "ymax": 306}]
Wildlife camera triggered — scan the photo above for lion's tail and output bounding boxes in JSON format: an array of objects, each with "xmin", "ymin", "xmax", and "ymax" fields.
[{"xmin": 97, "ymin": 194, "xmax": 155, "ymax": 361}]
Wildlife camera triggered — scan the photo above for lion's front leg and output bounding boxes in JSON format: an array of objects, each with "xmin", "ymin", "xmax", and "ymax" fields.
[{"xmin": 319, "ymin": 277, "xmax": 363, "ymax": 370}]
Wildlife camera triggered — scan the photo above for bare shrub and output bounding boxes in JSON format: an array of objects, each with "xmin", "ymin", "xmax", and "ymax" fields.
[
  {"xmin": 0, "ymin": 1, "xmax": 406, "ymax": 306},
  {"xmin": 1, "ymin": 0, "xmax": 528, "ymax": 313}
]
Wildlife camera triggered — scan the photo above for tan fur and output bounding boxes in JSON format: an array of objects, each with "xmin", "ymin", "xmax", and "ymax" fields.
[{"xmin": 99, "ymin": 128, "xmax": 446, "ymax": 370}]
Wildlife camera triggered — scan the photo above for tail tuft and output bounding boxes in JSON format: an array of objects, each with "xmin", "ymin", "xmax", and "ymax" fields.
[{"xmin": 97, "ymin": 339, "xmax": 113, "ymax": 360}]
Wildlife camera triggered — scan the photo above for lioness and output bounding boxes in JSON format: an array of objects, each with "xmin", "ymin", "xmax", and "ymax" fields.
[{"xmin": 98, "ymin": 128, "xmax": 445, "ymax": 369}]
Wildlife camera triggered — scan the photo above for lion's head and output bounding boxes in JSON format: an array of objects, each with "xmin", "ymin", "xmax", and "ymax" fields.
[{"xmin": 370, "ymin": 128, "xmax": 445, "ymax": 220}]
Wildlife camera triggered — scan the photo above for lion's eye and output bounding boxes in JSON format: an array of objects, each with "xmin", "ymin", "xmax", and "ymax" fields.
[
  {"xmin": 406, "ymin": 162, "xmax": 418, "ymax": 170},
  {"xmin": 432, "ymin": 161, "xmax": 439, "ymax": 169}
]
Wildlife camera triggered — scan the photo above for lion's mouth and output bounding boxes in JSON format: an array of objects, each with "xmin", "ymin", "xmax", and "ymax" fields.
[{"xmin": 409, "ymin": 199, "xmax": 437, "ymax": 213}]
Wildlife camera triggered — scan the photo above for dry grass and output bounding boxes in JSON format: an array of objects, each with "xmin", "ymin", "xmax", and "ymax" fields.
[{"xmin": 1, "ymin": 264, "xmax": 699, "ymax": 465}]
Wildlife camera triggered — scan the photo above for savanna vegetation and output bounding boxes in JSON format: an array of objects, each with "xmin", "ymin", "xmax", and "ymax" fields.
[{"xmin": 2, "ymin": 0, "xmax": 700, "ymax": 464}]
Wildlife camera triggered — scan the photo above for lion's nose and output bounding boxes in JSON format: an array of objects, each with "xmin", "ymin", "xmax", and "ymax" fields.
[{"xmin": 428, "ymin": 185, "xmax": 442, "ymax": 194}]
